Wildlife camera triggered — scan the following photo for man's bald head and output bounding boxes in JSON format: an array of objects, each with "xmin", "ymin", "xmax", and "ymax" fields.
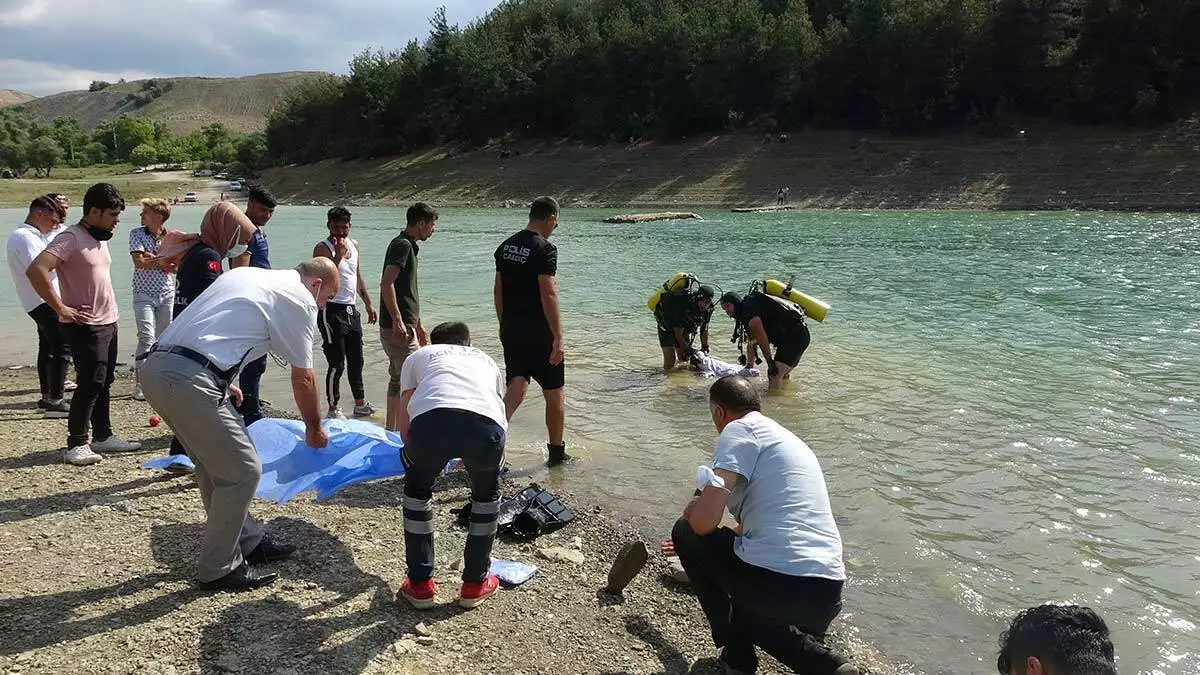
[
  {"xmin": 295, "ymin": 257, "xmax": 340, "ymax": 308},
  {"xmin": 709, "ymin": 376, "xmax": 762, "ymax": 431}
]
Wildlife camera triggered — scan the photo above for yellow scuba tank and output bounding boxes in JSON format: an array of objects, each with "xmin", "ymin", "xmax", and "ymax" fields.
[
  {"xmin": 763, "ymin": 278, "xmax": 830, "ymax": 323},
  {"xmin": 647, "ymin": 272, "xmax": 696, "ymax": 311}
]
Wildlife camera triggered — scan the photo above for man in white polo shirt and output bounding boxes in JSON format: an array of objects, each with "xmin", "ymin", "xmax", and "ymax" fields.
[
  {"xmin": 394, "ymin": 322, "xmax": 507, "ymax": 610},
  {"xmin": 672, "ymin": 376, "xmax": 858, "ymax": 675},
  {"xmin": 7, "ymin": 196, "xmax": 70, "ymax": 417},
  {"xmin": 139, "ymin": 258, "xmax": 338, "ymax": 592}
]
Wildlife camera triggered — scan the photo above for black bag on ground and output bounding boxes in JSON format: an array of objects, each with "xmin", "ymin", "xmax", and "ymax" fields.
[{"xmin": 455, "ymin": 484, "xmax": 574, "ymax": 539}]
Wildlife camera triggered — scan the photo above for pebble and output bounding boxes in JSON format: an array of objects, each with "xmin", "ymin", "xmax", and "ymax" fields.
[
  {"xmin": 392, "ymin": 639, "xmax": 418, "ymax": 655},
  {"xmin": 537, "ymin": 546, "xmax": 585, "ymax": 565},
  {"xmin": 304, "ymin": 582, "xmax": 318, "ymax": 590},
  {"xmin": 414, "ymin": 622, "xmax": 432, "ymax": 637},
  {"xmin": 569, "ymin": 536, "xmax": 583, "ymax": 550},
  {"xmin": 416, "ymin": 636, "xmax": 435, "ymax": 646},
  {"xmin": 449, "ymin": 559, "xmax": 462, "ymax": 571}
]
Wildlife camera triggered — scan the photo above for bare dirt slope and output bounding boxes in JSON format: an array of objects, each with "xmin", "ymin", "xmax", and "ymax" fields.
[
  {"xmin": 264, "ymin": 121, "xmax": 1200, "ymax": 211},
  {"xmin": 9, "ymin": 73, "xmax": 326, "ymax": 134},
  {"xmin": 0, "ymin": 89, "xmax": 35, "ymax": 107}
]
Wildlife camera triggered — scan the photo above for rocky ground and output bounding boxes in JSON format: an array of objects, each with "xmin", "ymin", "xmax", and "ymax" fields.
[{"xmin": 0, "ymin": 367, "xmax": 894, "ymax": 675}]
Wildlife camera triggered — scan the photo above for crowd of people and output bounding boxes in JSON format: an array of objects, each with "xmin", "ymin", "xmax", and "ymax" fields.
[{"xmin": 5, "ymin": 186, "xmax": 1120, "ymax": 674}]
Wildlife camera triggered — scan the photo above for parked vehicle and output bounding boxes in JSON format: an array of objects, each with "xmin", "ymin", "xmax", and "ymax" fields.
[
  {"xmin": 183, "ymin": 192, "xmax": 198, "ymax": 203},
  {"xmin": 229, "ymin": 180, "xmax": 243, "ymax": 192}
]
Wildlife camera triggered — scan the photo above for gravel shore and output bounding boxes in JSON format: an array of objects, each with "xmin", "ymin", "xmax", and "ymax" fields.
[{"xmin": 0, "ymin": 367, "xmax": 894, "ymax": 675}]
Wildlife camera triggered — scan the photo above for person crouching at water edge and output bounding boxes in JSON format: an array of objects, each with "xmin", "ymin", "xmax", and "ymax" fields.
[
  {"xmin": 395, "ymin": 322, "xmax": 507, "ymax": 610},
  {"xmin": 139, "ymin": 258, "xmax": 338, "ymax": 591},
  {"xmin": 997, "ymin": 604, "xmax": 1117, "ymax": 675},
  {"xmin": 672, "ymin": 376, "xmax": 858, "ymax": 675}
]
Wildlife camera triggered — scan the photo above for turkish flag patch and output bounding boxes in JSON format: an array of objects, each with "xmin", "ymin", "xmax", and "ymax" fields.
[{"xmin": 207, "ymin": 260, "xmax": 220, "ymax": 273}]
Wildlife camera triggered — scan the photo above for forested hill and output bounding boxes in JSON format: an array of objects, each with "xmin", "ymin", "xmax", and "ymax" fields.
[{"xmin": 265, "ymin": 0, "xmax": 1200, "ymax": 164}]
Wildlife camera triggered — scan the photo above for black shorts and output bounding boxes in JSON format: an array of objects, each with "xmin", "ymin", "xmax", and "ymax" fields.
[
  {"xmin": 657, "ymin": 326, "xmax": 696, "ymax": 349},
  {"xmin": 501, "ymin": 338, "xmax": 564, "ymax": 390},
  {"xmin": 772, "ymin": 325, "xmax": 811, "ymax": 368},
  {"xmin": 318, "ymin": 302, "xmax": 363, "ymax": 347}
]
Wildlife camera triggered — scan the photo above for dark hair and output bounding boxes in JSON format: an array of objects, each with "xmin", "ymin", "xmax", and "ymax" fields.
[
  {"xmin": 82, "ymin": 183, "xmax": 125, "ymax": 215},
  {"xmin": 997, "ymin": 605, "xmax": 1116, "ymax": 675},
  {"xmin": 719, "ymin": 291, "xmax": 742, "ymax": 307},
  {"xmin": 327, "ymin": 206, "xmax": 352, "ymax": 223},
  {"xmin": 429, "ymin": 321, "xmax": 470, "ymax": 346},
  {"xmin": 247, "ymin": 185, "xmax": 277, "ymax": 209},
  {"xmin": 709, "ymin": 376, "xmax": 761, "ymax": 414},
  {"xmin": 28, "ymin": 196, "xmax": 58, "ymax": 216},
  {"xmin": 406, "ymin": 202, "xmax": 438, "ymax": 227},
  {"xmin": 529, "ymin": 196, "xmax": 559, "ymax": 222},
  {"xmin": 697, "ymin": 284, "xmax": 716, "ymax": 300}
]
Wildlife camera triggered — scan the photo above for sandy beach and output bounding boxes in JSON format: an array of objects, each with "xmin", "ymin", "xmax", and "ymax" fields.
[{"xmin": 0, "ymin": 366, "xmax": 892, "ymax": 675}]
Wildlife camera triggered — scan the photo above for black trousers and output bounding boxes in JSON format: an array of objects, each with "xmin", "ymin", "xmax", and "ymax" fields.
[
  {"xmin": 28, "ymin": 303, "xmax": 70, "ymax": 401},
  {"xmin": 237, "ymin": 355, "xmax": 268, "ymax": 426},
  {"xmin": 402, "ymin": 408, "xmax": 505, "ymax": 583},
  {"xmin": 62, "ymin": 322, "xmax": 117, "ymax": 448},
  {"xmin": 671, "ymin": 519, "xmax": 851, "ymax": 674},
  {"xmin": 318, "ymin": 302, "xmax": 365, "ymax": 408}
]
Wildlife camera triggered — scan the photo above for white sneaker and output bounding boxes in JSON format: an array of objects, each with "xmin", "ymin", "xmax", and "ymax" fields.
[
  {"xmin": 64, "ymin": 445, "xmax": 102, "ymax": 466},
  {"xmin": 326, "ymin": 407, "xmax": 347, "ymax": 420},
  {"xmin": 64, "ymin": 380, "xmax": 77, "ymax": 392},
  {"xmin": 132, "ymin": 384, "xmax": 145, "ymax": 401},
  {"xmin": 352, "ymin": 401, "xmax": 376, "ymax": 417},
  {"xmin": 91, "ymin": 436, "xmax": 142, "ymax": 453}
]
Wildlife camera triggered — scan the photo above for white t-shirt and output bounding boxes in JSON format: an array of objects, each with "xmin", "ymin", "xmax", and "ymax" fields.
[
  {"xmin": 400, "ymin": 344, "xmax": 507, "ymax": 429},
  {"xmin": 156, "ymin": 267, "xmax": 318, "ymax": 371},
  {"xmin": 7, "ymin": 224, "xmax": 59, "ymax": 312},
  {"xmin": 713, "ymin": 411, "xmax": 845, "ymax": 580}
]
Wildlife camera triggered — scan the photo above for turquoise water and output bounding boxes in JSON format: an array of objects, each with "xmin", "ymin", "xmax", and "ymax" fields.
[{"xmin": 2, "ymin": 206, "xmax": 1198, "ymax": 673}]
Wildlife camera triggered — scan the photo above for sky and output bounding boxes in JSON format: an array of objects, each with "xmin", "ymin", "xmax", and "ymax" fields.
[{"xmin": 0, "ymin": 0, "xmax": 503, "ymax": 96}]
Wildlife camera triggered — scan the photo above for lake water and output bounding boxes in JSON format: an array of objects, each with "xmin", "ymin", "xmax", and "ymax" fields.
[{"xmin": 2, "ymin": 206, "xmax": 1198, "ymax": 674}]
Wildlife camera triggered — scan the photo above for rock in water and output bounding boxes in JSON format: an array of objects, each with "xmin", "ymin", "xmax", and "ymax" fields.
[{"xmin": 537, "ymin": 546, "xmax": 586, "ymax": 565}]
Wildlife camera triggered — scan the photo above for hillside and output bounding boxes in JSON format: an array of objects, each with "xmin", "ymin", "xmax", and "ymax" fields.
[
  {"xmin": 262, "ymin": 122, "xmax": 1200, "ymax": 211},
  {"xmin": 8, "ymin": 72, "xmax": 326, "ymax": 134},
  {"xmin": 0, "ymin": 89, "xmax": 34, "ymax": 107}
]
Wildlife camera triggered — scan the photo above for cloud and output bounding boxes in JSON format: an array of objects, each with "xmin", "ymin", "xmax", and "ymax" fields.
[{"xmin": 0, "ymin": 0, "xmax": 502, "ymax": 96}]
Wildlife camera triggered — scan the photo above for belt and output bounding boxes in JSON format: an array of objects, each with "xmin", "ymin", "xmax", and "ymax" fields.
[{"xmin": 145, "ymin": 345, "xmax": 238, "ymax": 383}]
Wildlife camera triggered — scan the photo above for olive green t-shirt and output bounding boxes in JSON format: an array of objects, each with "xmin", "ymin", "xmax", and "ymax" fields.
[{"xmin": 380, "ymin": 232, "xmax": 419, "ymax": 329}]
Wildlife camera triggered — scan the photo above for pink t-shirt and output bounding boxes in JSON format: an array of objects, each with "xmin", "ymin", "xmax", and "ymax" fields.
[{"xmin": 44, "ymin": 225, "xmax": 118, "ymax": 326}]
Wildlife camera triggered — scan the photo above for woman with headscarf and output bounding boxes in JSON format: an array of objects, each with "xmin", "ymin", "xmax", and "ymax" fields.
[{"xmin": 143, "ymin": 201, "xmax": 258, "ymax": 474}]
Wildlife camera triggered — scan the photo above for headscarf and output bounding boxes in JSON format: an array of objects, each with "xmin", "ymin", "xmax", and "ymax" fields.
[{"xmin": 154, "ymin": 202, "xmax": 258, "ymax": 263}]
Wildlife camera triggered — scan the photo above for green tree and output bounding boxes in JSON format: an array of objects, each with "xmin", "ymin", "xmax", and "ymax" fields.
[
  {"xmin": 211, "ymin": 142, "xmax": 237, "ymax": 164},
  {"xmin": 25, "ymin": 136, "xmax": 64, "ymax": 177},
  {"xmin": 0, "ymin": 140, "xmax": 29, "ymax": 174},
  {"xmin": 236, "ymin": 133, "xmax": 269, "ymax": 169},
  {"xmin": 129, "ymin": 143, "xmax": 158, "ymax": 167}
]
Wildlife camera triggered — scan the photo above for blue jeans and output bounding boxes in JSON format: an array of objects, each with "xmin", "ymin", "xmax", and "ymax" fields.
[
  {"xmin": 237, "ymin": 355, "xmax": 268, "ymax": 426},
  {"xmin": 402, "ymin": 408, "xmax": 505, "ymax": 583}
]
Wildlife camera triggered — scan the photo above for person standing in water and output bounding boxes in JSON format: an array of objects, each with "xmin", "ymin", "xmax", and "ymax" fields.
[
  {"xmin": 494, "ymin": 196, "xmax": 568, "ymax": 465},
  {"xmin": 128, "ymin": 198, "xmax": 176, "ymax": 401},
  {"xmin": 313, "ymin": 206, "xmax": 377, "ymax": 419}
]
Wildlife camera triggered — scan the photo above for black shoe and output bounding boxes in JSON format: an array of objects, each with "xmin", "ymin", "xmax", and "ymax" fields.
[
  {"xmin": 36, "ymin": 398, "xmax": 49, "ymax": 409},
  {"xmin": 42, "ymin": 400, "xmax": 70, "ymax": 418},
  {"xmin": 547, "ymin": 443, "xmax": 572, "ymax": 466},
  {"xmin": 197, "ymin": 562, "xmax": 277, "ymax": 592},
  {"xmin": 245, "ymin": 537, "xmax": 296, "ymax": 565}
]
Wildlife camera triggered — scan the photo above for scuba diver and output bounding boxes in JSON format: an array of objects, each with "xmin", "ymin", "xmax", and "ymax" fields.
[
  {"xmin": 720, "ymin": 284, "xmax": 810, "ymax": 391},
  {"xmin": 653, "ymin": 278, "xmax": 717, "ymax": 370}
]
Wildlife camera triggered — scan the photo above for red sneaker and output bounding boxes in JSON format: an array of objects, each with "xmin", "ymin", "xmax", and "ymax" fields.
[
  {"xmin": 398, "ymin": 578, "xmax": 437, "ymax": 609},
  {"xmin": 458, "ymin": 575, "xmax": 501, "ymax": 609}
]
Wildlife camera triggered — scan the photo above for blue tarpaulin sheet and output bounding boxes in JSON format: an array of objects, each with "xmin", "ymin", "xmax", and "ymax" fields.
[{"xmin": 142, "ymin": 418, "xmax": 458, "ymax": 504}]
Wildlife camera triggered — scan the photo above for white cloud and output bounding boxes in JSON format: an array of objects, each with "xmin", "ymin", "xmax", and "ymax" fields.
[{"xmin": 0, "ymin": 0, "xmax": 502, "ymax": 96}]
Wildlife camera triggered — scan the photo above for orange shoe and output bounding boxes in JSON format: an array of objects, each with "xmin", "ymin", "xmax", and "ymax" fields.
[
  {"xmin": 458, "ymin": 575, "xmax": 500, "ymax": 609},
  {"xmin": 398, "ymin": 578, "xmax": 437, "ymax": 609}
]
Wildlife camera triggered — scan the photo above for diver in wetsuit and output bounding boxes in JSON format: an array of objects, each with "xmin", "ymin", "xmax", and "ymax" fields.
[{"xmin": 654, "ymin": 283, "xmax": 716, "ymax": 370}]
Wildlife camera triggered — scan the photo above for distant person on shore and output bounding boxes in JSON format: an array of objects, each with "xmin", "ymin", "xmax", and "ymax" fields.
[
  {"xmin": 776, "ymin": 188, "xmax": 785, "ymax": 205},
  {"xmin": 395, "ymin": 322, "xmax": 506, "ymax": 610},
  {"xmin": 997, "ymin": 604, "xmax": 1116, "ymax": 675},
  {"xmin": 142, "ymin": 201, "xmax": 259, "ymax": 473},
  {"xmin": 26, "ymin": 183, "xmax": 142, "ymax": 466},
  {"xmin": 139, "ymin": 258, "xmax": 336, "ymax": 592},
  {"xmin": 494, "ymin": 196, "xmax": 568, "ymax": 465},
  {"xmin": 379, "ymin": 203, "xmax": 437, "ymax": 431},
  {"xmin": 784, "ymin": 186, "xmax": 791, "ymax": 203},
  {"xmin": 7, "ymin": 196, "xmax": 71, "ymax": 418},
  {"xmin": 672, "ymin": 376, "xmax": 857, "ymax": 675},
  {"xmin": 720, "ymin": 290, "xmax": 810, "ymax": 391},
  {"xmin": 128, "ymin": 198, "xmax": 176, "ymax": 401},
  {"xmin": 654, "ymin": 280, "xmax": 716, "ymax": 370},
  {"xmin": 313, "ymin": 206, "xmax": 378, "ymax": 419},
  {"xmin": 229, "ymin": 185, "xmax": 277, "ymax": 426}
]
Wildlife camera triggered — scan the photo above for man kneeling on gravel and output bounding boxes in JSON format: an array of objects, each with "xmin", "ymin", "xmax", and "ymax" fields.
[
  {"xmin": 396, "ymin": 321, "xmax": 507, "ymax": 610},
  {"xmin": 140, "ymin": 258, "xmax": 336, "ymax": 592},
  {"xmin": 672, "ymin": 376, "xmax": 858, "ymax": 675}
]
